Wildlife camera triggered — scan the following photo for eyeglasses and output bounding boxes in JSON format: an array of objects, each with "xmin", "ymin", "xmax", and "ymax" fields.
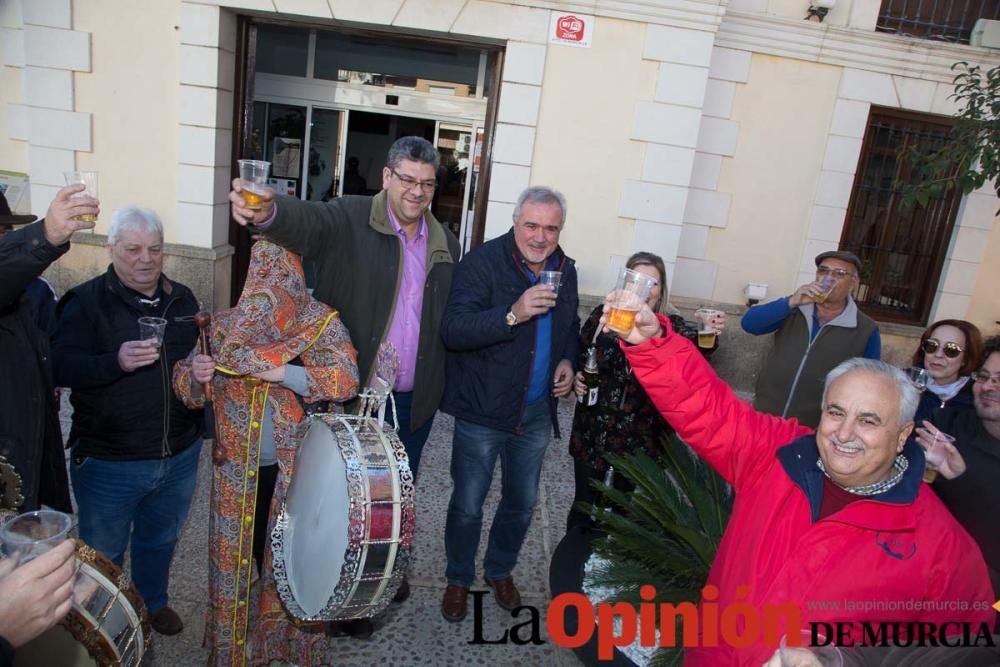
[
  {"xmin": 921, "ymin": 338, "xmax": 964, "ymax": 359},
  {"xmin": 972, "ymin": 370, "xmax": 1000, "ymax": 386},
  {"xmin": 390, "ymin": 168, "xmax": 436, "ymax": 193},
  {"xmin": 816, "ymin": 266, "xmax": 856, "ymax": 279}
]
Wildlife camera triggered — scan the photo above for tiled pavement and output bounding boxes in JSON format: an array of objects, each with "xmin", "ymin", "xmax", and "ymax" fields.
[{"xmin": 61, "ymin": 394, "xmax": 586, "ymax": 666}]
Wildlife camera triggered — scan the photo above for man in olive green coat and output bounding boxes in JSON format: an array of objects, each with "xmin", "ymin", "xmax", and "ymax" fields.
[{"xmin": 229, "ymin": 136, "xmax": 459, "ymax": 629}]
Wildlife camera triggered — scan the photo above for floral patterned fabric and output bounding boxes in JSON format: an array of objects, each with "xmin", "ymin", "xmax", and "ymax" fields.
[
  {"xmin": 174, "ymin": 241, "xmax": 358, "ymax": 667},
  {"xmin": 568, "ymin": 306, "xmax": 687, "ymax": 472}
]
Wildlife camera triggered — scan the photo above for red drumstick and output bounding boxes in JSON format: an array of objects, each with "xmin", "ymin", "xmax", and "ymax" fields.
[{"xmin": 194, "ymin": 311, "xmax": 213, "ymax": 401}]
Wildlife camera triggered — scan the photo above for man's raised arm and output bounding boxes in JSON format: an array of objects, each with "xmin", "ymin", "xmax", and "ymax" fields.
[{"xmin": 616, "ymin": 305, "xmax": 811, "ymax": 488}]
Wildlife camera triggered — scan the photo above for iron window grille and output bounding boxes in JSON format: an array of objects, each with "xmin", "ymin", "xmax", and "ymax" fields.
[
  {"xmin": 875, "ymin": 0, "xmax": 1000, "ymax": 44},
  {"xmin": 840, "ymin": 108, "xmax": 963, "ymax": 326}
]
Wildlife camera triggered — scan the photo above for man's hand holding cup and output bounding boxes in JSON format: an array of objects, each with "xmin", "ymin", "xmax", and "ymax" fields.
[
  {"xmin": 510, "ymin": 283, "xmax": 557, "ymax": 324},
  {"xmin": 601, "ymin": 292, "xmax": 662, "ymax": 345},
  {"xmin": 229, "ymin": 178, "xmax": 275, "ymax": 227}
]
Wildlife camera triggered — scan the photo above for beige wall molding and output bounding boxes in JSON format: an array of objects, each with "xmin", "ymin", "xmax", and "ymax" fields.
[
  {"xmin": 507, "ymin": 0, "xmax": 728, "ymax": 31},
  {"xmin": 716, "ymin": 10, "xmax": 1000, "ymax": 83}
]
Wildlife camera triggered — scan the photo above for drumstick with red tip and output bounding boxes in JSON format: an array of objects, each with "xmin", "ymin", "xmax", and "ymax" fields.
[{"xmin": 194, "ymin": 311, "xmax": 213, "ymax": 401}]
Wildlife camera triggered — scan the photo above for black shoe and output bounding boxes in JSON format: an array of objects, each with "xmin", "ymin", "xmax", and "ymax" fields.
[
  {"xmin": 149, "ymin": 606, "xmax": 184, "ymax": 636},
  {"xmin": 327, "ymin": 618, "xmax": 375, "ymax": 639},
  {"xmin": 393, "ymin": 577, "xmax": 410, "ymax": 603}
]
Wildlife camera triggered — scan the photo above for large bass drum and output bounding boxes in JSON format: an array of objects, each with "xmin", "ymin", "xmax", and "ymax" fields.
[
  {"xmin": 14, "ymin": 540, "xmax": 150, "ymax": 666},
  {"xmin": 270, "ymin": 410, "xmax": 415, "ymax": 620}
]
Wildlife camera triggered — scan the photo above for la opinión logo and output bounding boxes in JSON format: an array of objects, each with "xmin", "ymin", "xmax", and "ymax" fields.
[
  {"xmin": 469, "ymin": 584, "xmax": 800, "ymax": 659},
  {"xmin": 466, "ymin": 584, "xmax": 998, "ymax": 660}
]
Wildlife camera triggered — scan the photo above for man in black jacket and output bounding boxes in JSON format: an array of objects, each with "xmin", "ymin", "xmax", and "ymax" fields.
[
  {"xmin": 921, "ymin": 335, "xmax": 1000, "ymax": 601},
  {"xmin": 51, "ymin": 206, "xmax": 202, "ymax": 637},
  {"xmin": 439, "ymin": 186, "xmax": 580, "ymax": 623},
  {"xmin": 0, "ymin": 186, "xmax": 96, "ymax": 515}
]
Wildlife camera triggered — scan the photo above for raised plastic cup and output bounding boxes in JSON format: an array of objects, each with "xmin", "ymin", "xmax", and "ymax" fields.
[
  {"xmin": 0, "ymin": 510, "xmax": 73, "ymax": 565},
  {"xmin": 539, "ymin": 270, "xmax": 562, "ymax": 295},
  {"xmin": 63, "ymin": 171, "xmax": 98, "ymax": 225},
  {"xmin": 906, "ymin": 366, "xmax": 929, "ymax": 391},
  {"xmin": 814, "ymin": 275, "xmax": 836, "ymax": 303},
  {"xmin": 695, "ymin": 308, "xmax": 725, "ymax": 334},
  {"xmin": 238, "ymin": 159, "xmax": 271, "ymax": 210},
  {"xmin": 606, "ymin": 268, "xmax": 657, "ymax": 336},
  {"xmin": 922, "ymin": 432, "xmax": 956, "ymax": 483}
]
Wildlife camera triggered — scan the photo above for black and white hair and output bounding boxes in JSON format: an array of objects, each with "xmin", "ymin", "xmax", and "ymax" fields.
[
  {"xmin": 108, "ymin": 206, "xmax": 163, "ymax": 246},
  {"xmin": 386, "ymin": 136, "xmax": 440, "ymax": 171},
  {"xmin": 512, "ymin": 186, "xmax": 567, "ymax": 227},
  {"xmin": 822, "ymin": 358, "xmax": 919, "ymax": 428}
]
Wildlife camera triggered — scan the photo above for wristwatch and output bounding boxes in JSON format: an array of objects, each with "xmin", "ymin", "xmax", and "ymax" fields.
[{"xmin": 505, "ymin": 309, "xmax": 518, "ymax": 327}]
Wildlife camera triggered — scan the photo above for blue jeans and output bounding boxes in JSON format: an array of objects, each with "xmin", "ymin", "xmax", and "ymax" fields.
[
  {"xmin": 393, "ymin": 391, "xmax": 434, "ymax": 478},
  {"xmin": 445, "ymin": 399, "xmax": 551, "ymax": 586},
  {"xmin": 71, "ymin": 441, "xmax": 202, "ymax": 612}
]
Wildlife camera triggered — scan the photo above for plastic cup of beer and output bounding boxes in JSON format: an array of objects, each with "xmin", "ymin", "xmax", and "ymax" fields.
[
  {"xmin": 0, "ymin": 510, "xmax": 73, "ymax": 565},
  {"xmin": 138, "ymin": 316, "xmax": 167, "ymax": 354},
  {"xmin": 922, "ymin": 432, "xmax": 955, "ymax": 483},
  {"xmin": 695, "ymin": 308, "xmax": 724, "ymax": 334},
  {"xmin": 238, "ymin": 159, "xmax": 271, "ymax": 210},
  {"xmin": 539, "ymin": 270, "xmax": 562, "ymax": 296},
  {"xmin": 813, "ymin": 275, "xmax": 835, "ymax": 303},
  {"xmin": 697, "ymin": 327, "xmax": 717, "ymax": 349},
  {"xmin": 63, "ymin": 171, "xmax": 98, "ymax": 224},
  {"xmin": 606, "ymin": 268, "xmax": 657, "ymax": 336}
]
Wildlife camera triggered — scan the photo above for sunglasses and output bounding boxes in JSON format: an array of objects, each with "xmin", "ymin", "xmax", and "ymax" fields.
[{"xmin": 921, "ymin": 338, "xmax": 963, "ymax": 359}]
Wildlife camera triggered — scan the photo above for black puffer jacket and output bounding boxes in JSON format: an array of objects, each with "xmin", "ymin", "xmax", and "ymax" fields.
[
  {"xmin": 0, "ymin": 221, "xmax": 71, "ymax": 511},
  {"xmin": 51, "ymin": 267, "xmax": 201, "ymax": 460},
  {"xmin": 440, "ymin": 229, "xmax": 580, "ymax": 436}
]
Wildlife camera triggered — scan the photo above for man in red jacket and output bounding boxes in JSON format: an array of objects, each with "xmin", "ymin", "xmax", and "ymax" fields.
[{"xmin": 605, "ymin": 301, "xmax": 996, "ymax": 666}]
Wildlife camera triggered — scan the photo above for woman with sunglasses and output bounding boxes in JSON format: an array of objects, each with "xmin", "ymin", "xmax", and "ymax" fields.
[{"xmin": 911, "ymin": 319, "xmax": 984, "ymax": 422}]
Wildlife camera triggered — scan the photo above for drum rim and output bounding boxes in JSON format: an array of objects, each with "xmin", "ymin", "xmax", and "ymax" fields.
[
  {"xmin": 60, "ymin": 539, "xmax": 152, "ymax": 667},
  {"xmin": 272, "ymin": 413, "xmax": 415, "ymax": 621}
]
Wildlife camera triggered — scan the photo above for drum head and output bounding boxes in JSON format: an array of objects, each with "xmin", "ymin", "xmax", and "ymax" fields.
[{"xmin": 283, "ymin": 419, "xmax": 350, "ymax": 617}]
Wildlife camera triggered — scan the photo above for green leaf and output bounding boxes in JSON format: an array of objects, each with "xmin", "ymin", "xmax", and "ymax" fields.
[{"xmin": 583, "ymin": 430, "xmax": 734, "ymax": 663}]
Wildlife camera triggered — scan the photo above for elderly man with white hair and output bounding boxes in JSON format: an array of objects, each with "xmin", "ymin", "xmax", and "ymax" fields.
[
  {"xmin": 602, "ymin": 301, "xmax": 995, "ymax": 666},
  {"xmin": 51, "ymin": 206, "xmax": 202, "ymax": 637}
]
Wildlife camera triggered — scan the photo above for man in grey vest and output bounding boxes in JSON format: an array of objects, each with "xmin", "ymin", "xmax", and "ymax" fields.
[{"xmin": 741, "ymin": 250, "xmax": 880, "ymax": 428}]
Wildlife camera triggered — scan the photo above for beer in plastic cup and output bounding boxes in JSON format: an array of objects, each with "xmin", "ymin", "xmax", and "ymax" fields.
[
  {"xmin": 607, "ymin": 268, "xmax": 657, "ymax": 336},
  {"xmin": 238, "ymin": 160, "xmax": 271, "ymax": 210},
  {"xmin": 63, "ymin": 171, "xmax": 98, "ymax": 223}
]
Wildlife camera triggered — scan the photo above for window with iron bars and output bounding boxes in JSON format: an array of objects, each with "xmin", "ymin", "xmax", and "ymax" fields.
[
  {"xmin": 875, "ymin": 0, "xmax": 1000, "ymax": 44},
  {"xmin": 840, "ymin": 108, "xmax": 962, "ymax": 325}
]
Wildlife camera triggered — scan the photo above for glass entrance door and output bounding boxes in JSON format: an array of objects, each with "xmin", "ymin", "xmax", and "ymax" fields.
[
  {"xmin": 433, "ymin": 123, "xmax": 474, "ymax": 242},
  {"xmin": 307, "ymin": 108, "xmax": 345, "ymax": 202}
]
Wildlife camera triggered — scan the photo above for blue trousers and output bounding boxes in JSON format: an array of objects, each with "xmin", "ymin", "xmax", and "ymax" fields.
[
  {"xmin": 71, "ymin": 441, "xmax": 202, "ymax": 612},
  {"xmin": 444, "ymin": 399, "xmax": 551, "ymax": 586},
  {"xmin": 393, "ymin": 391, "xmax": 434, "ymax": 478}
]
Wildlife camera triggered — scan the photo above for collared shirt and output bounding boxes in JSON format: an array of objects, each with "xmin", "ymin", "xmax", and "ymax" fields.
[
  {"xmin": 384, "ymin": 203, "xmax": 427, "ymax": 392},
  {"xmin": 520, "ymin": 252, "xmax": 561, "ymax": 403}
]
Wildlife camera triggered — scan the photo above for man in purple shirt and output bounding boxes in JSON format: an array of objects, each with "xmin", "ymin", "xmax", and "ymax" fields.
[{"xmin": 229, "ymin": 136, "xmax": 460, "ymax": 633}]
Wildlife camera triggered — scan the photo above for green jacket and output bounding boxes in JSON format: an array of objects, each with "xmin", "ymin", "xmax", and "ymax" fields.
[
  {"xmin": 753, "ymin": 299, "xmax": 877, "ymax": 428},
  {"xmin": 263, "ymin": 191, "xmax": 460, "ymax": 430}
]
